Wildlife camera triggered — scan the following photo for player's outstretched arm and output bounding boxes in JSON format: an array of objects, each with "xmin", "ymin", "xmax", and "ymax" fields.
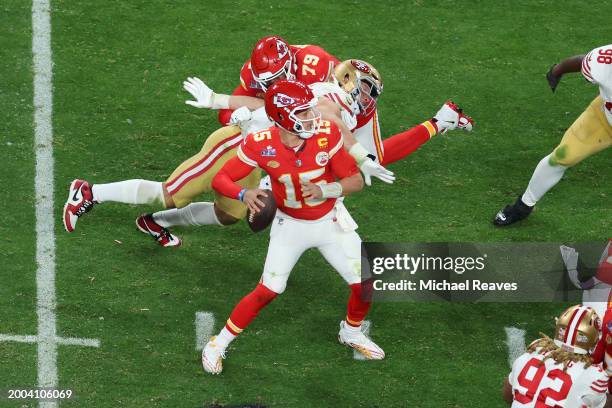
[
  {"xmin": 183, "ymin": 77, "xmax": 263, "ymax": 110},
  {"xmin": 317, "ymin": 97, "xmax": 394, "ymax": 186},
  {"xmin": 546, "ymin": 54, "xmax": 585, "ymax": 92}
]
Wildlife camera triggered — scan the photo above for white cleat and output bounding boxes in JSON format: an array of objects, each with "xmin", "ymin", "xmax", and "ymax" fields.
[
  {"xmin": 202, "ymin": 336, "xmax": 226, "ymax": 374},
  {"xmin": 433, "ymin": 100, "xmax": 474, "ymax": 133},
  {"xmin": 338, "ymin": 321, "xmax": 385, "ymax": 360}
]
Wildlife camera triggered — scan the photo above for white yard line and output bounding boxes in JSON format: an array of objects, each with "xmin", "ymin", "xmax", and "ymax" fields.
[
  {"xmin": 504, "ymin": 327, "xmax": 526, "ymax": 368},
  {"xmin": 0, "ymin": 334, "xmax": 100, "ymax": 348},
  {"xmin": 195, "ymin": 312, "xmax": 215, "ymax": 351},
  {"xmin": 0, "ymin": 4, "xmax": 100, "ymax": 407},
  {"xmin": 32, "ymin": 1, "xmax": 58, "ymax": 406}
]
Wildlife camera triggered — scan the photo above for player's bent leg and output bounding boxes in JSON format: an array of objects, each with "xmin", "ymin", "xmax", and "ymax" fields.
[
  {"xmin": 317, "ymin": 219, "xmax": 384, "ymax": 360},
  {"xmin": 203, "ymin": 216, "xmax": 308, "ymax": 374},
  {"xmin": 494, "ymin": 96, "xmax": 612, "ymax": 227},
  {"xmin": 165, "ymin": 125, "xmax": 242, "ymax": 207},
  {"xmin": 202, "ymin": 283, "xmax": 278, "ymax": 375},
  {"xmin": 63, "ymin": 178, "xmax": 165, "ymax": 232}
]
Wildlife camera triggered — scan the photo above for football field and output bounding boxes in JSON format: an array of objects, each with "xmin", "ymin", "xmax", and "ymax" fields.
[{"xmin": 1, "ymin": 1, "xmax": 610, "ymax": 407}]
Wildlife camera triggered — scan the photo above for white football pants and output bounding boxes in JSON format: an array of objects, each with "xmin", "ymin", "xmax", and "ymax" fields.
[{"xmin": 261, "ymin": 203, "xmax": 362, "ymax": 294}]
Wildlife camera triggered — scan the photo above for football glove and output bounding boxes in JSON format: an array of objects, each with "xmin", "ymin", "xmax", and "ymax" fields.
[
  {"xmin": 348, "ymin": 143, "xmax": 395, "ymax": 186},
  {"xmin": 229, "ymin": 106, "xmax": 253, "ymax": 127},
  {"xmin": 184, "ymin": 77, "xmax": 229, "ymax": 109},
  {"xmin": 359, "ymin": 159, "xmax": 395, "ymax": 186}
]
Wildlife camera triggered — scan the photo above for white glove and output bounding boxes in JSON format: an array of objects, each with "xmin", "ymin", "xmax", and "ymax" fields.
[
  {"xmin": 347, "ymin": 143, "xmax": 395, "ymax": 186},
  {"xmin": 229, "ymin": 106, "xmax": 253, "ymax": 128},
  {"xmin": 359, "ymin": 159, "xmax": 395, "ymax": 186},
  {"xmin": 183, "ymin": 77, "xmax": 229, "ymax": 109},
  {"xmin": 560, "ymin": 245, "xmax": 581, "ymax": 289}
]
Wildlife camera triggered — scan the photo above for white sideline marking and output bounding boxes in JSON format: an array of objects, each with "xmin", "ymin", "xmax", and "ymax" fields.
[
  {"xmin": 195, "ymin": 312, "xmax": 215, "ymax": 351},
  {"xmin": 0, "ymin": 334, "xmax": 100, "ymax": 348},
  {"xmin": 32, "ymin": 1, "xmax": 58, "ymax": 406},
  {"xmin": 505, "ymin": 326, "xmax": 526, "ymax": 367},
  {"xmin": 353, "ymin": 320, "xmax": 372, "ymax": 361},
  {"xmin": 0, "ymin": 3, "xmax": 103, "ymax": 407}
]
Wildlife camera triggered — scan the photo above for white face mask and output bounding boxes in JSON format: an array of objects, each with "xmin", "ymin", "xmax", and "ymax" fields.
[{"xmin": 290, "ymin": 104, "xmax": 321, "ymax": 139}]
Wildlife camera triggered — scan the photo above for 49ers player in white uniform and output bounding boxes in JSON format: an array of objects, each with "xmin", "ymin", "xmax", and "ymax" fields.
[
  {"xmin": 495, "ymin": 44, "xmax": 612, "ymax": 226},
  {"xmin": 504, "ymin": 305, "xmax": 609, "ymax": 407},
  {"xmin": 202, "ymin": 80, "xmax": 384, "ymax": 374}
]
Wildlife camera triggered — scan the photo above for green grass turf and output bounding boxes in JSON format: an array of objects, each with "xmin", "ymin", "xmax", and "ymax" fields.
[{"xmin": 1, "ymin": 0, "xmax": 610, "ymax": 407}]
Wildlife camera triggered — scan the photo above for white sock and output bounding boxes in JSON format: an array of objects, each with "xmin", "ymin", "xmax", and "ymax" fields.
[
  {"xmin": 344, "ymin": 321, "xmax": 362, "ymax": 333},
  {"xmin": 92, "ymin": 179, "xmax": 164, "ymax": 205},
  {"xmin": 214, "ymin": 327, "xmax": 236, "ymax": 349},
  {"xmin": 521, "ymin": 154, "xmax": 567, "ymax": 206},
  {"xmin": 152, "ymin": 202, "xmax": 222, "ymax": 228}
]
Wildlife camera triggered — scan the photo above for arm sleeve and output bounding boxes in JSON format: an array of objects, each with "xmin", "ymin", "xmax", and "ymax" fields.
[
  {"xmin": 211, "ymin": 156, "xmax": 256, "ymax": 199},
  {"xmin": 218, "ymin": 84, "xmax": 259, "ymax": 126}
]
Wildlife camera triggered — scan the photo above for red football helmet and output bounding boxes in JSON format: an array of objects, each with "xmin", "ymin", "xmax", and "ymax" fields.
[
  {"xmin": 250, "ymin": 36, "xmax": 295, "ymax": 91},
  {"xmin": 265, "ymin": 80, "xmax": 320, "ymax": 139}
]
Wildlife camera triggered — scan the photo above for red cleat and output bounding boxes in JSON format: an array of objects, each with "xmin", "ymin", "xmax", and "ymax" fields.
[
  {"xmin": 63, "ymin": 179, "xmax": 95, "ymax": 232},
  {"xmin": 135, "ymin": 214, "xmax": 181, "ymax": 248}
]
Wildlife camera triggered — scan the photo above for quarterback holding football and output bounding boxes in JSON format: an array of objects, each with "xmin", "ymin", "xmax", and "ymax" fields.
[{"xmin": 202, "ymin": 79, "xmax": 384, "ymax": 374}]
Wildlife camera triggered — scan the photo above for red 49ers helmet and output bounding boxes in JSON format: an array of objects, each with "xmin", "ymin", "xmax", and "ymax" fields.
[
  {"xmin": 250, "ymin": 35, "xmax": 295, "ymax": 91},
  {"xmin": 265, "ymin": 80, "xmax": 320, "ymax": 139}
]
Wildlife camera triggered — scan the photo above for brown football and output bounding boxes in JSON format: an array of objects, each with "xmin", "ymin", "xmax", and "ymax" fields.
[{"xmin": 246, "ymin": 190, "xmax": 277, "ymax": 232}]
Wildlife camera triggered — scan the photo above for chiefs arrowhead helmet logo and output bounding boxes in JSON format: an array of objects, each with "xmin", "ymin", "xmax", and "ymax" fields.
[
  {"xmin": 351, "ymin": 60, "xmax": 371, "ymax": 73},
  {"xmin": 273, "ymin": 93, "xmax": 295, "ymax": 108},
  {"xmin": 276, "ymin": 40, "xmax": 289, "ymax": 60}
]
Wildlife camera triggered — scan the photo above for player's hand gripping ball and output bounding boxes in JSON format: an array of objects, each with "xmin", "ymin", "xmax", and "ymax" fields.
[{"xmin": 245, "ymin": 189, "xmax": 277, "ymax": 232}]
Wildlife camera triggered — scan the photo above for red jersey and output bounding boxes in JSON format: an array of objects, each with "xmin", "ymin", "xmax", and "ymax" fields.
[
  {"xmin": 218, "ymin": 45, "xmax": 340, "ymax": 125},
  {"xmin": 212, "ymin": 120, "xmax": 358, "ymax": 220}
]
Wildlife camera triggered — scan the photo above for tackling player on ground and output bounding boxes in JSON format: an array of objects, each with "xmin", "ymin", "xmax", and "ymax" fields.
[
  {"xmin": 503, "ymin": 305, "xmax": 609, "ymax": 407},
  {"xmin": 494, "ymin": 44, "xmax": 612, "ymax": 226},
  {"xmin": 202, "ymin": 79, "xmax": 384, "ymax": 374}
]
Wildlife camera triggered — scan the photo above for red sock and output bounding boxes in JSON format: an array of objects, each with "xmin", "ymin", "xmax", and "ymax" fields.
[
  {"xmin": 225, "ymin": 283, "xmax": 277, "ymax": 335},
  {"xmin": 380, "ymin": 120, "xmax": 438, "ymax": 166},
  {"xmin": 346, "ymin": 283, "xmax": 371, "ymax": 327}
]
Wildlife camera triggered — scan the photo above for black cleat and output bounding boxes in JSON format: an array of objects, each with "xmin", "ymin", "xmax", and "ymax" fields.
[{"xmin": 493, "ymin": 196, "xmax": 534, "ymax": 226}]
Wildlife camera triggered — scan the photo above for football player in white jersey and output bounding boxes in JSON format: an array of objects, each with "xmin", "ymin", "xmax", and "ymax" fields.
[
  {"xmin": 504, "ymin": 305, "xmax": 609, "ymax": 407},
  {"xmin": 495, "ymin": 44, "xmax": 612, "ymax": 226}
]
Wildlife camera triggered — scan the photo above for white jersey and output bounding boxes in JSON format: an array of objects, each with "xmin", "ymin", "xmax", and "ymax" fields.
[
  {"xmin": 509, "ymin": 347, "xmax": 608, "ymax": 408},
  {"xmin": 581, "ymin": 44, "xmax": 612, "ymax": 126},
  {"xmin": 240, "ymin": 81, "xmax": 359, "ymax": 138}
]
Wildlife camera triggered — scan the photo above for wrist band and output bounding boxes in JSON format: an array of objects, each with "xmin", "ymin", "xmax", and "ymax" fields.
[
  {"xmin": 211, "ymin": 93, "xmax": 231, "ymax": 110},
  {"xmin": 319, "ymin": 182, "xmax": 343, "ymax": 199},
  {"xmin": 238, "ymin": 188, "xmax": 247, "ymax": 202}
]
